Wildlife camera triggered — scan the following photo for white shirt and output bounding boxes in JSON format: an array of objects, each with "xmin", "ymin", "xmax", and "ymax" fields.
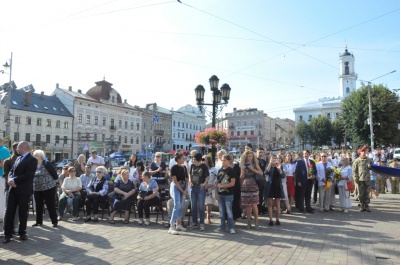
[
  {"xmin": 316, "ymin": 161, "xmax": 332, "ymax": 186},
  {"xmin": 87, "ymin": 156, "xmax": 105, "ymax": 173},
  {"xmin": 338, "ymin": 165, "xmax": 352, "ymax": 187}
]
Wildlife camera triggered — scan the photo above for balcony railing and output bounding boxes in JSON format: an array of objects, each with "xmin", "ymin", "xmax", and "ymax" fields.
[{"xmin": 110, "ymin": 125, "xmax": 116, "ymax": 130}]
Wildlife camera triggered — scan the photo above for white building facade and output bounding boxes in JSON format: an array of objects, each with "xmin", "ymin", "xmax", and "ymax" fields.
[
  {"xmin": 172, "ymin": 105, "xmax": 206, "ymax": 151},
  {"xmin": 293, "ymin": 47, "xmax": 358, "ymax": 148},
  {"xmin": 52, "ymin": 80, "xmax": 142, "ymax": 158}
]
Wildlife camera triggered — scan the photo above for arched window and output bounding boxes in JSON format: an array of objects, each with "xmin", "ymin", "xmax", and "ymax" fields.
[{"xmin": 346, "ymin": 87, "xmax": 350, "ymax": 94}]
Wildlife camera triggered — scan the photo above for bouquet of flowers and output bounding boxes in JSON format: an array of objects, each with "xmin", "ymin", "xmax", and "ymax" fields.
[
  {"xmin": 324, "ymin": 166, "xmax": 334, "ymax": 190},
  {"xmin": 332, "ymin": 167, "xmax": 342, "ymax": 182},
  {"xmin": 195, "ymin": 128, "xmax": 229, "ymax": 146},
  {"xmin": 308, "ymin": 166, "xmax": 315, "ymax": 179}
]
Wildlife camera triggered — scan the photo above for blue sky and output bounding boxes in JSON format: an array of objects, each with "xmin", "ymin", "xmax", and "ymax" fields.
[{"xmin": 1, "ymin": 0, "xmax": 399, "ymax": 120}]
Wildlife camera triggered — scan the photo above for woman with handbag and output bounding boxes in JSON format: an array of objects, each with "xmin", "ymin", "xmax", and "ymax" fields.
[
  {"xmin": 109, "ymin": 169, "xmax": 136, "ymax": 224},
  {"xmin": 32, "ymin": 150, "xmax": 59, "ymax": 227},
  {"xmin": 137, "ymin": 171, "xmax": 160, "ymax": 226},
  {"xmin": 204, "ymin": 156, "xmax": 217, "ymax": 224},
  {"xmin": 338, "ymin": 157, "xmax": 352, "ymax": 213},
  {"xmin": 240, "ymin": 150, "xmax": 263, "ymax": 230}
]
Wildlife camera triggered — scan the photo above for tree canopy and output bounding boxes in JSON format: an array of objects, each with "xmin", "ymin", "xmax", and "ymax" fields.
[{"xmin": 341, "ymin": 84, "xmax": 400, "ymax": 147}]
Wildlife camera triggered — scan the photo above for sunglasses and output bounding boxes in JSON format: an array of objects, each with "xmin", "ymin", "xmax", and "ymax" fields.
[{"xmin": 96, "ymin": 171, "xmax": 103, "ymax": 174}]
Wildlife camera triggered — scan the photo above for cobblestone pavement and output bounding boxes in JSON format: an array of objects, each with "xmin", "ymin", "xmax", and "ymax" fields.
[{"xmin": 1, "ymin": 194, "xmax": 399, "ymax": 265}]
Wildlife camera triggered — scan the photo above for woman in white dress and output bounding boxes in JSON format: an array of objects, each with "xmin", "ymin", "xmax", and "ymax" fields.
[
  {"xmin": 338, "ymin": 157, "xmax": 352, "ymax": 213},
  {"xmin": 282, "ymin": 153, "xmax": 295, "ymax": 213},
  {"xmin": 203, "ymin": 156, "xmax": 218, "ymax": 224}
]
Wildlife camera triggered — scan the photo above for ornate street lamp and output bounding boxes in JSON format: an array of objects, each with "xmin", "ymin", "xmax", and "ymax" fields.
[{"xmin": 194, "ymin": 75, "xmax": 231, "ymax": 163}]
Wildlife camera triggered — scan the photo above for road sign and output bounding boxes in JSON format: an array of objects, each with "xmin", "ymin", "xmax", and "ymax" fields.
[{"xmin": 153, "ymin": 115, "xmax": 159, "ymax": 122}]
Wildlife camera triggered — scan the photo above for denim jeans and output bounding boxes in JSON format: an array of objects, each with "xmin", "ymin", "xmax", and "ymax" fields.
[
  {"xmin": 170, "ymin": 182, "xmax": 186, "ymax": 225},
  {"xmin": 218, "ymin": 194, "xmax": 234, "ymax": 230},
  {"xmin": 190, "ymin": 184, "xmax": 206, "ymax": 225}
]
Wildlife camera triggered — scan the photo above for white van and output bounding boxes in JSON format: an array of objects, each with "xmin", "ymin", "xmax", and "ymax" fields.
[{"xmin": 393, "ymin": 148, "xmax": 400, "ymax": 160}]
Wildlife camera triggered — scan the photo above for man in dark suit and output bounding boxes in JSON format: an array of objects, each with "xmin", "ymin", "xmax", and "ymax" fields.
[
  {"xmin": 3, "ymin": 141, "xmax": 38, "ymax": 244},
  {"xmin": 294, "ymin": 150, "xmax": 317, "ymax": 214}
]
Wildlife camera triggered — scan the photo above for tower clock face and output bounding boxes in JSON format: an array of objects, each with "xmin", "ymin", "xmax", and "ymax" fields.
[{"xmin": 344, "ymin": 61, "xmax": 349, "ymax": 66}]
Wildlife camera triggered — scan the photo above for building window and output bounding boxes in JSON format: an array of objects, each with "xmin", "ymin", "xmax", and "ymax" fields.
[
  {"xmin": 173, "ymin": 121, "xmax": 176, "ymax": 126},
  {"xmin": 63, "ymin": 136, "xmax": 67, "ymax": 144},
  {"xmin": 336, "ymin": 113, "xmax": 340, "ymax": 119},
  {"xmin": 102, "ymin": 134, "xmax": 105, "ymax": 142},
  {"xmin": 136, "ymin": 137, "xmax": 139, "ymax": 144},
  {"xmin": 244, "ymin": 121, "xmax": 247, "ymax": 126},
  {"xmin": 36, "ymin": 134, "xmax": 41, "ymax": 143},
  {"xmin": 131, "ymin": 122, "xmax": 134, "ymax": 130},
  {"xmin": 103, "ymin": 117, "xmax": 106, "ymax": 126},
  {"xmin": 299, "ymin": 115, "xmax": 303, "ymax": 121},
  {"xmin": 111, "ymin": 118, "xmax": 115, "ymax": 127},
  {"xmin": 112, "ymin": 96, "xmax": 115, "ymax": 103},
  {"xmin": 26, "ymin": 117, "xmax": 31, "ymax": 125},
  {"xmin": 15, "ymin": 116, "xmax": 20, "ymax": 124},
  {"xmin": 25, "ymin": 133, "xmax": 30, "ymax": 142},
  {"xmin": 327, "ymin": 113, "xmax": 331, "ymax": 120},
  {"xmin": 119, "ymin": 120, "xmax": 122, "ymax": 129},
  {"xmin": 78, "ymin": 114, "xmax": 82, "ymax": 123},
  {"xmin": 46, "ymin": 135, "xmax": 51, "ymax": 143},
  {"xmin": 86, "ymin": 115, "xmax": 90, "ymax": 124},
  {"xmin": 178, "ymin": 122, "xmax": 180, "ymax": 128},
  {"xmin": 124, "ymin": 136, "xmax": 127, "ymax": 143},
  {"xmin": 308, "ymin": 115, "xmax": 312, "ymax": 121},
  {"xmin": 130, "ymin": 137, "xmax": 133, "ymax": 144},
  {"xmin": 251, "ymin": 130, "xmax": 254, "ymax": 135},
  {"xmin": 125, "ymin": 121, "xmax": 128, "ymax": 129},
  {"xmin": 346, "ymin": 87, "xmax": 350, "ymax": 94},
  {"xmin": 118, "ymin": 135, "xmax": 122, "ymax": 143},
  {"xmin": 178, "ymin": 132, "xmax": 180, "ymax": 138},
  {"xmin": 244, "ymin": 131, "xmax": 248, "ymax": 136},
  {"xmin": 64, "ymin": 121, "xmax": 68, "ymax": 129},
  {"xmin": 47, "ymin": 119, "xmax": 51, "ymax": 127},
  {"xmin": 56, "ymin": 120, "xmax": 61, "ymax": 128},
  {"xmin": 37, "ymin": 118, "xmax": 42, "ymax": 126},
  {"xmin": 230, "ymin": 131, "xmax": 234, "ymax": 136},
  {"xmin": 95, "ymin": 116, "xmax": 98, "ymax": 125},
  {"xmin": 78, "ymin": 132, "xmax": 81, "ymax": 140},
  {"xmin": 14, "ymin": 132, "xmax": 20, "ymax": 141},
  {"xmin": 55, "ymin": 135, "xmax": 60, "ymax": 144},
  {"xmin": 237, "ymin": 131, "xmax": 240, "ymax": 136},
  {"xmin": 94, "ymin": 133, "xmax": 98, "ymax": 141},
  {"xmin": 137, "ymin": 123, "xmax": 140, "ymax": 130}
]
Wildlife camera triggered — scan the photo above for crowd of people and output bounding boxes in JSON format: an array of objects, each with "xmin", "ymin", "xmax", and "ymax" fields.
[{"xmin": 1, "ymin": 138, "xmax": 399, "ymax": 243}]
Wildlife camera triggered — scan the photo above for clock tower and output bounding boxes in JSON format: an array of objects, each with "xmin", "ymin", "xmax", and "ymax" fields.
[{"xmin": 339, "ymin": 46, "xmax": 357, "ymax": 98}]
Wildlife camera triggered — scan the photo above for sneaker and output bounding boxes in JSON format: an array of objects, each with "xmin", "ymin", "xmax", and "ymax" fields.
[
  {"xmin": 230, "ymin": 229, "xmax": 236, "ymax": 234},
  {"xmin": 191, "ymin": 223, "xmax": 198, "ymax": 229},
  {"xmin": 168, "ymin": 226, "xmax": 178, "ymax": 235},
  {"xmin": 269, "ymin": 220, "xmax": 274, "ymax": 226},
  {"xmin": 176, "ymin": 225, "xmax": 187, "ymax": 232},
  {"xmin": 144, "ymin": 221, "xmax": 150, "ymax": 226},
  {"xmin": 72, "ymin": 217, "xmax": 79, "ymax": 221},
  {"xmin": 199, "ymin": 225, "xmax": 205, "ymax": 231},
  {"xmin": 138, "ymin": 221, "xmax": 144, "ymax": 226},
  {"xmin": 344, "ymin": 209, "xmax": 348, "ymax": 213},
  {"xmin": 214, "ymin": 227, "xmax": 223, "ymax": 232},
  {"xmin": 276, "ymin": 220, "xmax": 281, "ymax": 226}
]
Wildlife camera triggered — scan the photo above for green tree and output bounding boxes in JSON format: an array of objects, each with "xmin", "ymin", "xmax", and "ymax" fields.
[
  {"xmin": 331, "ymin": 118, "xmax": 345, "ymax": 147},
  {"xmin": 295, "ymin": 120, "xmax": 311, "ymax": 149},
  {"xmin": 309, "ymin": 116, "xmax": 333, "ymax": 146},
  {"xmin": 341, "ymin": 84, "xmax": 400, "ymax": 147}
]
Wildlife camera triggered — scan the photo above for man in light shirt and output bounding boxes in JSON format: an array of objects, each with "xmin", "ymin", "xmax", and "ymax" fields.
[
  {"xmin": 87, "ymin": 150, "xmax": 105, "ymax": 174},
  {"xmin": 316, "ymin": 153, "xmax": 333, "ymax": 212}
]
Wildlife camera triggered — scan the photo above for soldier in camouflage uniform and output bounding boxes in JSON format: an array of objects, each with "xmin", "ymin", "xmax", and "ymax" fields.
[
  {"xmin": 376, "ymin": 160, "xmax": 387, "ymax": 194},
  {"xmin": 352, "ymin": 146, "xmax": 372, "ymax": 212}
]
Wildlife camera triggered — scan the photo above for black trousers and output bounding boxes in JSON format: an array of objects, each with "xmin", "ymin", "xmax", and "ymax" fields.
[
  {"xmin": 137, "ymin": 197, "xmax": 160, "ymax": 219},
  {"xmin": 295, "ymin": 185, "xmax": 306, "ymax": 212},
  {"xmin": 313, "ymin": 178, "xmax": 319, "ymax": 203},
  {"xmin": 85, "ymin": 194, "xmax": 106, "ymax": 215},
  {"xmin": 257, "ymin": 183, "xmax": 265, "ymax": 213},
  {"xmin": 34, "ymin": 187, "xmax": 58, "ymax": 225},
  {"xmin": 4, "ymin": 190, "xmax": 30, "ymax": 236},
  {"xmin": 305, "ymin": 179, "xmax": 314, "ymax": 211}
]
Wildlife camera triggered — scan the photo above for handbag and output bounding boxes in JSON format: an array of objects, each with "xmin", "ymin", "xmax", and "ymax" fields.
[{"xmin": 345, "ymin": 180, "xmax": 355, "ymax": 191}]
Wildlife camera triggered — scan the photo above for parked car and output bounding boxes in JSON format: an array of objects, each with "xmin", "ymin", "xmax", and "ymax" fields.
[
  {"xmin": 393, "ymin": 148, "xmax": 400, "ymax": 160},
  {"xmin": 55, "ymin": 159, "xmax": 77, "ymax": 169}
]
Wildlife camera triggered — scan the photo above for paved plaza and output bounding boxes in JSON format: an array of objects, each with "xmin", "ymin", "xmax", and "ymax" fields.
[{"xmin": 1, "ymin": 194, "xmax": 400, "ymax": 265}]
